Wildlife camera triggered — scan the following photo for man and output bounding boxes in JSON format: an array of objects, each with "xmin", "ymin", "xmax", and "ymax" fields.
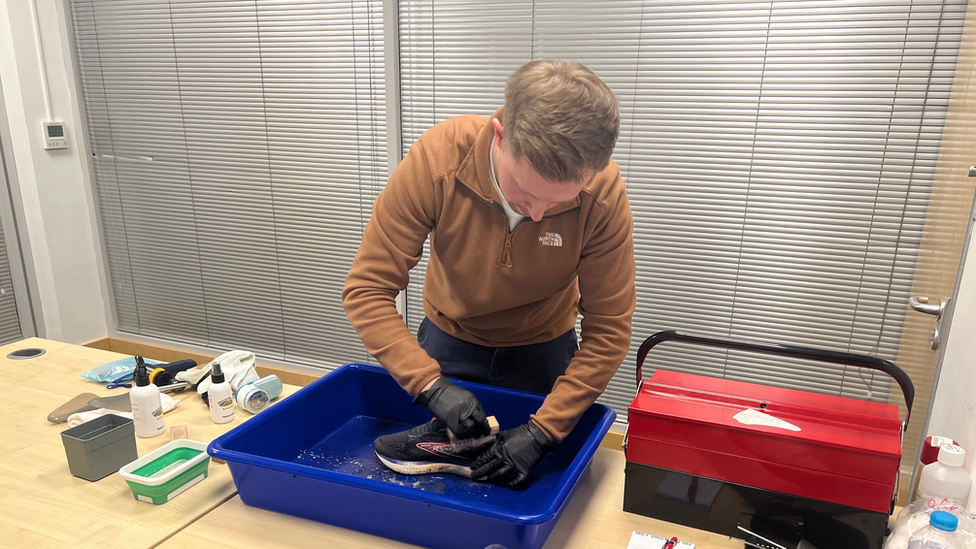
[{"xmin": 343, "ymin": 60, "xmax": 636, "ymax": 488}]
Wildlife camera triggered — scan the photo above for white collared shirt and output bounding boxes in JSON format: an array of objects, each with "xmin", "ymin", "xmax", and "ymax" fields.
[{"xmin": 488, "ymin": 135, "xmax": 528, "ymax": 232}]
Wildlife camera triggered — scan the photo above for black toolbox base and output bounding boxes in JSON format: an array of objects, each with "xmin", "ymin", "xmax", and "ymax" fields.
[{"xmin": 623, "ymin": 461, "xmax": 890, "ymax": 549}]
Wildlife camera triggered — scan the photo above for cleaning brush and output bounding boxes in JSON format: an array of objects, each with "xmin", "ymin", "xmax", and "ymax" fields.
[{"xmin": 448, "ymin": 416, "xmax": 500, "ymax": 450}]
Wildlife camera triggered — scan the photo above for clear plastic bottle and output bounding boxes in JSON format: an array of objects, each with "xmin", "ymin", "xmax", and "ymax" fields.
[
  {"xmin": 908, "ymin": 511, "xmax": 964, "ymax": 548},
  {"xmin": 919, "ymin": 444, "xmax": 972, "ymax": 503},
  {"xmin": 885, "ymin": 498, "xmax": 976, "ymax": 549}
]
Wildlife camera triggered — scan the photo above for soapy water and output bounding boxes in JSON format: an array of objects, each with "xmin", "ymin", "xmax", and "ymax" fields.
[
  {"xmin": 289, "ymin": 414, "xmax": 573, "ymax": 512},
  {"xmin": 292, "ymin": 416, "xmax": 493, "ymax": 497}
]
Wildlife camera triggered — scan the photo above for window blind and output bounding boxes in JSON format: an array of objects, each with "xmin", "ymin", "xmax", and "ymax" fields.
[
  {"xmin": 70, "ymin": 0, "xmax": 386, "ymax": 366},
  {"xmin": 0, "ymin": 144, "xmax": 22, "ymax": 345},
  {"xmin": 398, "ymin": 0, "xmax": 966, "ymax": 455},
  {"xmin": 0, "ymin": 223, "xmax": 21, "ymax": 345}
]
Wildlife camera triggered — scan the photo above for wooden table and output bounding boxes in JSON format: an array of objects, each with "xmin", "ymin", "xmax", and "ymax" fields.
[
  {"xmin": 0, "ymin": 338, "xmax": 297, "ymax": 549},
  {"xmin": 1, "ymin": 337, "xmax": 745, "ymax": 549},
  {"xmin": 161, "ymin": 446, "xmax": 743, "ymax": 549}
]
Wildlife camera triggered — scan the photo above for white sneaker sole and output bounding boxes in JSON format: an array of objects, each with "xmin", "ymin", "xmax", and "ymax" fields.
[{"xmin": 374, "ymin": 450, "xmax": 474, "ymax": 478}]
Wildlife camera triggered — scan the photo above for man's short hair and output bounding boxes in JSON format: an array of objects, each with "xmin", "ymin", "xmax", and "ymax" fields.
[{"xmin": 504, "ymin": 61, "xmax": 620, "ymax": 183}]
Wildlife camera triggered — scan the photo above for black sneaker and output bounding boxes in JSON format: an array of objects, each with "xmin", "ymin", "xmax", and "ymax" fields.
[{"xmin": 373, "ymin": 419, "xmax": 495, "ymax": 477}]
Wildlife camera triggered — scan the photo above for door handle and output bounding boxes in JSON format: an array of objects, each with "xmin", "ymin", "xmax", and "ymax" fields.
[
  {"xmin": 909, "ymin": 297, "xmax": 950, "ymax": 350},
  {"xmin": 909, "ymin": 296, "xmax": 949, "ymax": 320}
]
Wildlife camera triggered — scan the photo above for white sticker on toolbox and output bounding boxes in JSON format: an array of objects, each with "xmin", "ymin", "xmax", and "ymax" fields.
[{"xmin": 733, "ymin": 408, "xmax": 800, "ymax": 431}]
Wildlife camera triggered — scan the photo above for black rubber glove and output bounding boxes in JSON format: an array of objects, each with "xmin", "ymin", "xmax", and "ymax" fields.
[
  {"xmin": 413, "ymin": 377, "xmax": 490, "ymax": 439},
  {"xmin": 470, "ymin": 421, "xmax": 553, "ymax": 488}
]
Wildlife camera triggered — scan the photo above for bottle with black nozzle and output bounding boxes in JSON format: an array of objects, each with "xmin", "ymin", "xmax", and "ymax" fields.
[
  {"xmin": 208, "ymin": 362, "xmax": 234, "ymax": 424},
  {"xmin": 130, "ymin": 355, "xmax": 165, "ymax": 437}
]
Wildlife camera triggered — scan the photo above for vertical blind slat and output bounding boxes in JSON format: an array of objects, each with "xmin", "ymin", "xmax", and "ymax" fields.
[
  {"xmin": 397, "ymin": 0, "xmax": 966, "ymax": 448},
  {"xmin": 70, "ymin": 0, "xmax": 386, "ymax": 366}
]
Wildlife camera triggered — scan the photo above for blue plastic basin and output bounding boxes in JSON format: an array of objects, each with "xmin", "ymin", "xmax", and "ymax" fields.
[{"xmin": 209, "ymin": 363, "xmax": 616, "ymax": 549}]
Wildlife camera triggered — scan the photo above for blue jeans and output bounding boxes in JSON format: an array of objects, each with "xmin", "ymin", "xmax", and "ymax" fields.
[{"xmin": 416, "ymin": 317, "xmax": 579, "ymax": 394}]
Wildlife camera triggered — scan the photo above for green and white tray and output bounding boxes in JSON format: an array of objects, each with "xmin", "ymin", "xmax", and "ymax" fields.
[{"xmin": 120, "ymin": 439, "xmax": 210, "ymax": 504}]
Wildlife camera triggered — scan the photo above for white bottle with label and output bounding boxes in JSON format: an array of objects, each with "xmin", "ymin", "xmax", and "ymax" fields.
[
  {"xmin": 918, "ymin": 444, "xmax": 972, "ymax": 503},
  {"xmin": 208, "ymin": 363, "xmax": 235, "ymax": 424},
  {"xmin": 130, "ymin": 356, "xmax": 165, "ymax": 438}
]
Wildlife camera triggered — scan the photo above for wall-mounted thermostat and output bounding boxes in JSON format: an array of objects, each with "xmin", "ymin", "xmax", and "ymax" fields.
[{"xmin": 42, "ymin": 121, "xmax": 68, "ymax": 150}]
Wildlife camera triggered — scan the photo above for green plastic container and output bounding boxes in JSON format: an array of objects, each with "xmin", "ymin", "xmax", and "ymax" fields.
[{"xmin": 120, "ymin": 439, "xmax": 210, "ymax": 504}]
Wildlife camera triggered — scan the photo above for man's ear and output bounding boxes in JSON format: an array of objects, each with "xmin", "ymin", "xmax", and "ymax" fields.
[{"xmin": 491, "ymin": 117, "xmax": 504, "ymax": 146}]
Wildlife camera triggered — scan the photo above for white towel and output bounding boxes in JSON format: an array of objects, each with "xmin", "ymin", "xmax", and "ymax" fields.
[
  {"xmin": 66, "ymin": 393, "xmax": 180, "ymax": 427},
  {"xmin": 175, "ymin": 350, "xmax": 260, "ymax": 397}
]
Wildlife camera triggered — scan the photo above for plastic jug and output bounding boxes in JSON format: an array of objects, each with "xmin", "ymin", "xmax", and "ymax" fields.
[
  {"xmin": 919, "ymin": 444, "xmax": 972, "ymax": 503},
  {"xmin": 913, "ymin": 436, "xmax": 960, "ymax": 501},
  {"xmin": 908, "ymin": 511, "xmax": 964, "ymax": 548}
]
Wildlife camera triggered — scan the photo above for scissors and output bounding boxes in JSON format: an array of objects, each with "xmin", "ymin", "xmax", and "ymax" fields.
[{"xmin": 106, "ymin": 373, "xmax": 133, "ymax": 389}]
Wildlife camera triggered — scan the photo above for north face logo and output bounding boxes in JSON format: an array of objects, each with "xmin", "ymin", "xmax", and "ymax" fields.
[{"xmin": 539, "ymin": 232, "xmax": 563, "ymax": 247}]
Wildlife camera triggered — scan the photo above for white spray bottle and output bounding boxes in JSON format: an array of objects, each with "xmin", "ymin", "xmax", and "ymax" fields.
[
  {"xmin": 208, "ymin": 362, "xmax": 235, "ymax": 424},
  {"xmin": 130, "ymin": 356, "xmax": 165, "ymax": 437}
]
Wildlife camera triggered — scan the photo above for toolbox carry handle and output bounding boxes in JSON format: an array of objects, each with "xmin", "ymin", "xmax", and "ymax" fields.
[{"xmin": 636, "ymin": 330, "xmax": 914, "ymax": 431}]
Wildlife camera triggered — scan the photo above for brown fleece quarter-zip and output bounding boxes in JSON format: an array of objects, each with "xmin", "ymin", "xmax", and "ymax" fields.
[
  {"xmin": 343, "ymin": 108, "xmax": 636, "ymax": 442},
  {"xmin": 501, "ymin": 232, "xmax": 513, "ymax": 267}
]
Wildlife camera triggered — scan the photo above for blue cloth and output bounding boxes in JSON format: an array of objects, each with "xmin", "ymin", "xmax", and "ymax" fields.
[
  {"xmin": 80, "ymin": 356, "xmax": 158, "ymax": 383},
  {"xmin": 416, "ymin": 317, "xmax": 578, "ymax": 394}
]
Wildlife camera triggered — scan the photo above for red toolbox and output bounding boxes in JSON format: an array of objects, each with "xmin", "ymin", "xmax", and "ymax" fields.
[{"xmin": 624, "ymin": 331, "xmax": 914, "ymax": 549}]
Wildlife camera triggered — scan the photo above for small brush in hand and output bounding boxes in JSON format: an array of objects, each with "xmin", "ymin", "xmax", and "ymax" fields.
[{"xmin": 448, "ymin": 416, "xmax": 500, "ymax": 450}]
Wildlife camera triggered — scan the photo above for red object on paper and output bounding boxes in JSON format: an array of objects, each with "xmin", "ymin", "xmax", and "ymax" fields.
[{"xmin": 627, "ymin": 369, "xmax": 902, "ymax": 513}]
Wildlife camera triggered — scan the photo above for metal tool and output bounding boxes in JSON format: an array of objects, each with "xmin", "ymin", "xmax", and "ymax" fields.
[
  {"xmin": 88, "ymin": 382, "xmax": 188, "ymax": 412},
  {"xmin": 47, "ymin": 393, "xmax": 100, "ymax": 423},
  {"xmin": 731, "ymin": 534, "xmax": 819, "ymax": 549},
  {"xmin": 87, "ymin": 393, "xmax": 130, "ymax": 412},
  {"xmin": 731, "ymin": 539, "xmax": 779, "ymax": 549},
  {"xmin": 736, "ymin": 526, "xmax": 788, "ymax": 549},
  {"xmin": 159, "ymin": 381, "xmax": 190, "ymax": 393}
]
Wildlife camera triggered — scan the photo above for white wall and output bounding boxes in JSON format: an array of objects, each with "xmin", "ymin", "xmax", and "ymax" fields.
[
  {"xmin": 927, "ymin": 202, "xmax": 976, "ymax": 510},
  {"xmin": 0, "ymin": 0, "xmax": 108, "ymax": 343}
]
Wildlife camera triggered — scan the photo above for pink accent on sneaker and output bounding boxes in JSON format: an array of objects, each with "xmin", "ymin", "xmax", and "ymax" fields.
[{"xmin": 415, "ymin": 442, "xmax": 465, "ymax": 458}]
